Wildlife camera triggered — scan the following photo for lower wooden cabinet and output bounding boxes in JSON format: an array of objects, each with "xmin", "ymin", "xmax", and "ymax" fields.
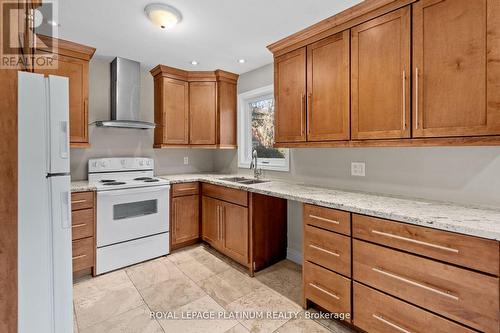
[
  {"xmin": 201, "ymin": 195, "xmax": 249, "ymax": 266},
  {"xmin": 304, "ymin": 204, "xmax": 500, "ymax": 333},
  {"xmin": 71, "ymin": 191, "xmax": 96, "ymax": 276},
  {"xmin": 172, "ymin": 195, "xmax": 200, "ymax": 248},
  {"xmin": 201, "ymin": 183, "xmax": 287, "ymax": 274},
  {"xmin": 353, "ymin": 283, "xmax": 476, "ymax": 333}
]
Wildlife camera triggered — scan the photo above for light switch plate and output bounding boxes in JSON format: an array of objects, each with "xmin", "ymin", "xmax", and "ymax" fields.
[
  {"xmin": 351, "ymin": 162, "xmax": 366, "ymax": 177},
  {"xmin": 183, "ymin": 157, "xmax": 189, "ymax": 165}
]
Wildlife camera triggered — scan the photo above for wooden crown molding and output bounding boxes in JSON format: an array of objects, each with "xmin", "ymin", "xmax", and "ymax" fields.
[
  {"xmin": 36, "ymin": 35, "xmax": 96, "ymax": 61},
  {"xmin": 267, "ymin": 0, "xmax": 409, "ymax": 56},
  {"xmin": 150, "ymin": 65, "xmax": 238, "ymax": 83}
]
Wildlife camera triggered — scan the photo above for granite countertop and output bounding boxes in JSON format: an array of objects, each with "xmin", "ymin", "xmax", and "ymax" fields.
[
  {"xmin": 70, "ymin": 180, "xmax": 96, "ymax": 193},
  {"xmin": 71, "ymin": 174, "xmax": 500, "ymax": 240}
]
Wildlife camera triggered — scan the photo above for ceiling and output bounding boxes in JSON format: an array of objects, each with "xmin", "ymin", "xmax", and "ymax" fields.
[{"xmin": 53, "ymin": 0, "xmax": 362, "ymax": 74}]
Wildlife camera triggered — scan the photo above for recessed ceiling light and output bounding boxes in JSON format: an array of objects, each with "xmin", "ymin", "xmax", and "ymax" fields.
[
  {"xmin": 238, "ymin": 59, "xmax": 246, "ymax": 64},
  {"xmin": 190, "ymin": 60, "xmax": 198, "ymax": 66},
  {"xmin": 144, "ymin": 3, "xmax": 182, "ymax": 29}
]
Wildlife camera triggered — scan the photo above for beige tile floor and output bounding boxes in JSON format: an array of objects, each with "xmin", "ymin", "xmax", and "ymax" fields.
[{"xmin": 73, "ymin": 244, "xmax": 356, "ymax": 333}]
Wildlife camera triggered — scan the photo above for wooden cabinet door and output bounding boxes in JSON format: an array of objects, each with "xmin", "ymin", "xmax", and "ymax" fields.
[
  {"xmin": 275, "ymin": 47, "xmax": 307, "ymax": 143},
  {"xmin": 157, "ymin": 78, "xmax": 189, "ymax": 145},
  {"xmin": 413, "ymin": 0, "xmax": 500, "ymax": 137},
  {"xmin": 201, "ymin": 196, "xmax": 221, "ymax": 248},
  {"xmin": 189, "ymin": 81, "xmax": 216, "ymax": 145},
  {"xmin": 36, "ymin": 54, "xmax": 89, "ymax": 146},
  {"xmin": 307, "ymin": 31, "xmax": 350, "ymax": 141},
  {"xmin": 172, "ymin": 195, "xmax": 199, "ymax": 246},
  {"xmin": 217, "ymin": 81, "xmax": 237, "ymax": 148},
  {"xmin": 221, "ymin": 201, "xmax": 248, "ymax": 265},
  {"xmin": 351, "ymin": 7, "xmax": 411, "ymax": 140}
]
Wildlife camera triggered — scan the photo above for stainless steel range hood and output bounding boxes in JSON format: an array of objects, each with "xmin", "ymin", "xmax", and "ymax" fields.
[{"xmin": 95, "ymin": 57, "xmax": 156, "ymax": 129}]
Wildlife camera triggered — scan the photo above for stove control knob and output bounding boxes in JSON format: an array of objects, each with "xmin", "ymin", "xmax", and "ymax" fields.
[
  {"xmin": 121, "ymin": 159, "xmax": 126, "ymax": 166},
  {"xmin": 139, "ymin": 160, "xmax": 144, "ymax": 166},
  {"xmin": 100, "ymin": 160, "xmax": 107, "ymax": 168},
  {"xmin": 91, "ymin": 161, "xmax": 98, "ymax": 168},
  {"xmin": 146, "ymin": 160, "xmax": 151, "ymax": 166}
]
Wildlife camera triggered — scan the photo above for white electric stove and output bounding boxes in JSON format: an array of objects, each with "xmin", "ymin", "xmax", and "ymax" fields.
[{"xmin": 89, "ymin": 157, "xmax": 170, "ymax": 274}]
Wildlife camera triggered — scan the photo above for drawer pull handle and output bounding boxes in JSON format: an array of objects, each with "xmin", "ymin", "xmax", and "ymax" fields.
[
  {"xmin": 72, "ymin": 223, "xmax": 87, "ymax": 228},
  {"xmin": 371, "ymin": 230, "xmax": 459, "ymax": 253},
  {"xmin": 177, "ymin": 187, "xmax": 197, "ymax": 191},
  {"xmin": 309, "ymin": 214, "xmax": 340, "ymax": 225},
  {"xmin": 372, "ymin": 314, "xmax": 412, "ymax": 333},
  {"xmin": 309, "ymin": 283, "xmax": 340, "ymax": 300},
  {"xmin": 309, "ymin": 244, "xmax": 340, "ymax": 257},
  {"xmin": 72, "ymin": 254, "xmax": 87, "ymax": 260},
  {"xmin": 71, "ymin": 199, "xmax": 87, "ymax": 204},
  {"xmin": 372, "ymin": 267, "xmax": 459, "ymax": 301}
]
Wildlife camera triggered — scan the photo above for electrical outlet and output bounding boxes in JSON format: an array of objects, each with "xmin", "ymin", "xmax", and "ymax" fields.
[
  {"xmin": 183, "ymin": 157, "xmax": 189, "ymax": 165},
  {"xmin": 351, "ymin": 162, "xmax": 366, "ymax": 177}
]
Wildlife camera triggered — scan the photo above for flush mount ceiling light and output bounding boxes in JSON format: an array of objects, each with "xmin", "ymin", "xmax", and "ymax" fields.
[
  {"xmin": 144, "ymin": 3, "xmax": 182, "ymax": 29},
  {"xmin": 190, "ymin": 60, "xmax": 198, "ymax": 66},
  {"xmin": 238, "ymin": 59, "xmax": 246, "ymax": 64}
]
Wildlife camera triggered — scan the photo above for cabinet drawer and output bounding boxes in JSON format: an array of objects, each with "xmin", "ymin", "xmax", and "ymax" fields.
[
  {"xmin": 353, "ymin": 214, "xmax": 499, "ymax": 275},
  {"xmin": 304, "ymin": 225, "xmax": 350, "ymax": 277},
  {"xmin": 303, "ymin": 204, "xmax": 350, "ymax": 235},
  {"xmin": 72, "ymin": 208, "xmax": 94, "ymax": 241},
  {"xmin": 304, "ymin": 261, "xmax": 351, "ymax": 319},
  {"xmin": 172, "ymin": 182, "xmax": 200, "ymax": 197},
  {"xmin": 71, "ymin": 191, "xmax": 94, "ymax": 210},
  {"xmin": 202, "ymin": 183, "xmax": 248, "ymax": 206},
  {"xmin": 353, "ymin": 240, "xmax": 499, "ymax": 333},
  {"xmin": 353, "ymin": 282, "xmax": 476, "ymax": 333},
  {"xmin": 72, "ymin": 237, "xmax": 94, "ymax": 272}
]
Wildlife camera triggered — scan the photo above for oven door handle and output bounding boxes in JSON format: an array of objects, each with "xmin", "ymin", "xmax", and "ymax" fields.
[{"xmin": 97, "ymin": 185, "xmax": 170, "ymax": 197}]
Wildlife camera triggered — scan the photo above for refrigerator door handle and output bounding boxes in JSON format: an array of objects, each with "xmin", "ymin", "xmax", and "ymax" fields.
[
  {"xmin": 59, "ymin": 121, "xmax": 69, "ymax": 159},
  {"xmin": 61, "ymin": 191, "xmax": 71, "ymax": 229}
]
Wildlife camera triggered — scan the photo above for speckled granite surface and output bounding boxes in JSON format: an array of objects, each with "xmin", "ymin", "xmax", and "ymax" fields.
[
  {"xmin": 70, "ymin": 180, "xmax": 96, "ymax": 193},
  {"xmin": 72, "ymin": 174, "xmax": 500, "ymax": 240}
]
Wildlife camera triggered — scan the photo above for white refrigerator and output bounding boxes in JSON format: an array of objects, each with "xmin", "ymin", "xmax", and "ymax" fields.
[{"xmin": 18, "ymin": 71, "xmax": 73, "ymax": 333}]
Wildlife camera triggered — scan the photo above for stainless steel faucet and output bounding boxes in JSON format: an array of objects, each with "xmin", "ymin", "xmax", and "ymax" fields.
[{"xmin": 250, "ymin": 149, "xmax": 263, "ymax": 179}]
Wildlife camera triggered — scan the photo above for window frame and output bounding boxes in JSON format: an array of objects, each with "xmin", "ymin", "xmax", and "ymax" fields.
[{"xmin": 237, "ymin": 85, "xmax": 290, "ymax": 172}]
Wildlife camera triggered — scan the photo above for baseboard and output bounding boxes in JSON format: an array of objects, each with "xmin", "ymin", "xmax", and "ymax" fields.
[{"xmin": 286, "ymin": 248, "xmax": 302, "ymax": 265}]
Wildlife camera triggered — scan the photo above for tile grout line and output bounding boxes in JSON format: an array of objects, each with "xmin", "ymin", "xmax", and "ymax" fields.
[{"xmin": 124, "ymin": 258, "xmax": 173, "ymax": 333}]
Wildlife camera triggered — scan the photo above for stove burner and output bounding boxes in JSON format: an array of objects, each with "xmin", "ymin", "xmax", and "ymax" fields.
[
  {"xmin": 102, "ymin": 181, "xmax": 126, "ymax": 186},
  {"xmin": 100, "ymin": 179, "xmax": 116, "ymax": 183},
  {"xmin": 144, "ymin": 179, "xmax": 160, "ymax": 183},
  {"xmin": 134, "ymin": 177, "xmax": 153, "ymax": 181}
]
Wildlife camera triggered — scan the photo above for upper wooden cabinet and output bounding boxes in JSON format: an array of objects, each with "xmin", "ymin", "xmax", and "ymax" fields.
[
  {"xmin": 268, "ymin": 0, "xmax": 500, "ymax": 148},
  {"xmin": 35, "ymin": 36, "xmax": 95, "ymax": 148},
  {"xmin": 307, "ymin": 31, "xmax": 350, "ymax": 141},
  {"xmin": 189, "ymin": 81, "xmax": 217, "ymax": 145},
  {"xmin": 275, "ymin": 48, "xmax": 307, "ymax": 143},
  {"xmin": 351, "ymin": 7, "xmax": 410, "ymax": 140},
  {"xmin": 150, "ymin": 65, "xmax": 239, "ymax": 148},
  {"xmin": 412, "ymin": 0, "xmax": 500, "ymax": 138},
  {"xmin": 154, "ymin": 78, "xmax": 189, "ymax": 145}
]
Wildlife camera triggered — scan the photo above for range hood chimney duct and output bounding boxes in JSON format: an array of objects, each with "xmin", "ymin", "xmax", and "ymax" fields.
[{"xmin": 95, "ymin": 57, "xmax": 156, "ymax": 129}]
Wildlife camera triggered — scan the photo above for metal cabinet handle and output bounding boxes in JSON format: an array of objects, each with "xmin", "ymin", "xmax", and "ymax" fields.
[
  {"xmin": 177, "ymin": 187, "xmax": 197, "ymax": 191},
  {"xmin": 402, "ymin": 70, "xmax": 406, "ymax": 130},
  {"xmin": 72, "ymin": 223, "xmax": 87, "ymax": 228},
  {"xmin": 216, "ymin": 206, "xmax": 220, "ymax": 240},
  {"xmin": 372, "ymin": 314, "xmax": 412, "ymax": 333},
  {"xmin": 300, "ymin": 93, "xmax": 306, "ymax": 136},
  {"xmin": 72, "ymin": 254, "xmax": 87, "ymax": 260},
  {"xmin": 415, "ymin": 67, "xmax": 419, "ymax": 129},
  {"xmin": 372, "ymin": 267, "xmax": 459, "ymax": 301},
  {"xmin": 371, "ymin": 229, "xmax": 459, "ymax": 253},
  {"xmin": 309, "ymin": 214, "xmax": 340, "ymax": 225},
  {"xmin": 309, "ymin": 283, "xmax": 340, "ymax": 300},
  {"xmin": 307, "ymin": 92, "xmax": 312, "ymax": 135},
  {"xmin": 71, "ymin": 199, "xmax": 87, "ymax": 204},
  {"xmin": 309, "ymin": 244, "xmax": 340, "ymax": 257}
]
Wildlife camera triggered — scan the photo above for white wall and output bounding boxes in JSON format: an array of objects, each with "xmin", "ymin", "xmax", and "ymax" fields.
[
  {"xmin": 70, "ymin": 56, "xmax": 215, "ymax": 180},
  {"xmin": 215, "ymin": 63, "xmax": 500, "ymax": 261}
]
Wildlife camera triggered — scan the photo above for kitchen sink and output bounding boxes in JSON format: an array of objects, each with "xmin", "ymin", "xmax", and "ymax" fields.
[{"xmin": 220, "ymin": 177, "xmax": 269, "ymax": 185}]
